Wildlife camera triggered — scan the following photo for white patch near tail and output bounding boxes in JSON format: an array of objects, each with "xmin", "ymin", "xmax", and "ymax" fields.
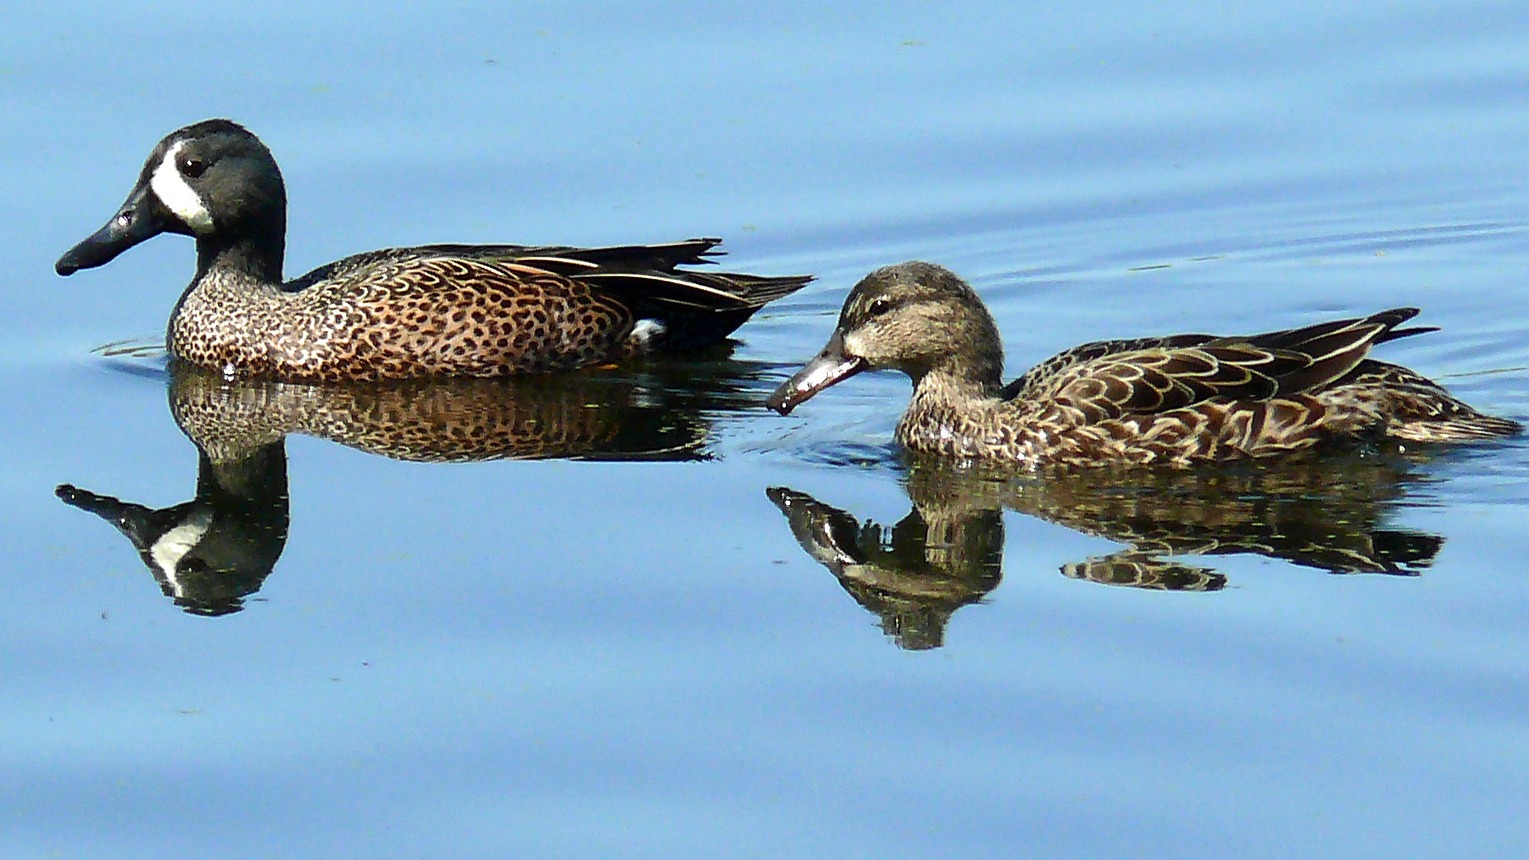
[
  {"xmin": 150, "ymin": 141, "xmax": 215, "ymax": 233},
  {"xmin": 631, "ymin": 318, "xmax": 667, "ymax": 349}
]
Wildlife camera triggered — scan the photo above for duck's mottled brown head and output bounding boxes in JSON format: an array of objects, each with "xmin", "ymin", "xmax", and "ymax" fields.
[{"xmin": 766, "ymin": 262, "xmax": 1004, "ymax": 415}]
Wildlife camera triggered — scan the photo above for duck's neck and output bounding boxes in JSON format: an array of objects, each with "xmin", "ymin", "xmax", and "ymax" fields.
[
  {"xmin": 908, "ymin": 370, "xmax": 996, "ymax": 409},
  {"xmin": 169, "ymin": 234, "xmax": 291, "ymax": 373},
  {"xmin": 895, "ymin": 356, "xmax": 1023, "ymax": 458},
  {"xmin": 907, "ymin": 350, "xmax": 1006, "ymax": 403},
  {"xmin": 195, "ymin": 227, "xmax": 285, "ymax": 285}
]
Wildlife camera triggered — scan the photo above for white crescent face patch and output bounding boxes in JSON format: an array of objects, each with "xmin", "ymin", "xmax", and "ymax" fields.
[
  {"xmin": 148, "ymin": 508, "xmax": 214, "ymax": 596},
  {"xmin": 149, "ymin": 140, "xmax": 215, "ymax": 233}
]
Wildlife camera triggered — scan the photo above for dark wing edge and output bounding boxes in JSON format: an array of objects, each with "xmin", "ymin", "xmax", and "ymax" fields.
[
  {"xmin": 1021, "ymin": 308, "xmax": 1424, "ymax": 421},
  {"xmin": 284, "ymin": 237, "xmax": 812, "ymax": 313}
]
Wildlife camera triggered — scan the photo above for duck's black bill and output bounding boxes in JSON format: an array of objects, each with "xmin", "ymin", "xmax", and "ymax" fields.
[
  {"xmin": 766, "ymin": 331, "xmax": 867, "ymax": 415},
  {"xmin": 56, "ymin": 483, "xmax": 152, "ymax": 545},
  {"xmin": 55, "ymin": 183, "xmax": 175, "ymax": 276}
]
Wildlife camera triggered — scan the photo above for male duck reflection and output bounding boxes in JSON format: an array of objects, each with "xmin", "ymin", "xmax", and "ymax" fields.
[
  {"xmin": 57, "ymin": 442, "xmax": 287, "ymax": 618},
  {"xmin": 768, "ymin": 262, "xmax": 1519, "ymax": 467},
  {"xmin": 55, "ymin": 361, "xmax": 734, "ymax": 615},
  {"xmin": 55, "ymin": 119, "xmax": 810, "ymax": 382}
]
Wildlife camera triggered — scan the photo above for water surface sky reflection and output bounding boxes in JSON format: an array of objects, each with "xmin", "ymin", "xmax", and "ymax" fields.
[{"xmin": 4, "ymin": 1, "xmax": 1528, "ymax": 858}]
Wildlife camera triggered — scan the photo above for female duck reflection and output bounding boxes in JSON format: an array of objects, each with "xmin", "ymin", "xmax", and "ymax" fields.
[
  {"xmin": 57, "ymin": 359, "xmax": 746, "ymax": 615},
  {"xmin": 769, "ymin": 457, "xmax": 1443, "ymax": 650}
]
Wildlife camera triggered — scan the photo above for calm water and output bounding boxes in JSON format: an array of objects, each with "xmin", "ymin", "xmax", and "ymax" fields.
[{"xmin": 5, "ymin": 2, "xmax": 1529, "ymax": 858}]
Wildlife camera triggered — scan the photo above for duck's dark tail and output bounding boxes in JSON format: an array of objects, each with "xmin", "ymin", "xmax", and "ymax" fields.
[
  {"xmin": 631, "ymin": 270, "xmax": 815, "ymax": 351},
  {"xmin": 697, "ymin": 271, "xmax": 818, "ymax": 309},
  {"xmin": 487, "ymin": 237, "xmax": 812, "ymax": 351},
  {"xmin": 530, "ymin": 238, "xmax": 811, "ymax": 351}
]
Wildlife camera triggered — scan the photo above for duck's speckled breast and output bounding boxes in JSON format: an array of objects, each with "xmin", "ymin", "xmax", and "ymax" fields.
[
  {"xmin": 170, "ymin": 259, "xmax": 634, "ymax": 382},
  {"xmin": 895, "ymin": 394, "xmax": 1055, "ymax": 466}
]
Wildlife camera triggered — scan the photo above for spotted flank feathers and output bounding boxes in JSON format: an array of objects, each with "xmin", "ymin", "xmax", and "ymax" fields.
[
  {"xmin": 55, "ymin": 119, "xmax": 811, "ymax": 382},
  {"xmin": 767, "ymin": 262, "xmax": 1520, "ymax": 467}
]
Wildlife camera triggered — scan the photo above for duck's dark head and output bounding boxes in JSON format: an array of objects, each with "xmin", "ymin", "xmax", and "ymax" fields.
[
  {"xmin": 56, "ymin": 119, "xmax": 287, "ymax": 282},
  {"xmin": 767, "ymin": 262, "xmax": 1004, "ymax": 415}
]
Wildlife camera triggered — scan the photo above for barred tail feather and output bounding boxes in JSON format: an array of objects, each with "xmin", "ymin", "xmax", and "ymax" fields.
[{"xmin": 1390, "ymin": 412, "xmax": 1523, "ymax": 443}]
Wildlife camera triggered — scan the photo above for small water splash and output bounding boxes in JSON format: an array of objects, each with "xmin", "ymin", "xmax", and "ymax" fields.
[{"xmin": 791, "ymin": 441, "xmax": 903, "ymax": 469}]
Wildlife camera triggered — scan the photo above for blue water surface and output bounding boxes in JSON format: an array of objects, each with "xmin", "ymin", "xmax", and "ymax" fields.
[{"xmin": 3, "ymin": 2, "xmax": 1527, "ymax": 858}]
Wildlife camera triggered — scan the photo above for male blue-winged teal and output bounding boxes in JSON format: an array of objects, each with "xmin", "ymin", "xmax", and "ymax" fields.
[
  {"xmin": 55, "ymin": 119, "xmax": 811, "ymax": 382},
  {"xmin": 767, "ymin": 262, "xmax": 1521, "ymax": 467}
]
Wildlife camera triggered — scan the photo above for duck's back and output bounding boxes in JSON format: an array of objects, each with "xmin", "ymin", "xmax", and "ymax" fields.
[{"xmin": 949, "ymin": 308, "xmax": 1520, "ymax": 465}]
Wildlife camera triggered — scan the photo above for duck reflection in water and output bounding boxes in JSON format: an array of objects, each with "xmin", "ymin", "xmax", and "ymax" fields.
[
  {"xmin": 59, "ymin": 433, "xmax": 286, "ymax": 617},
  {"xmin": 58, "ymin": 356, "xmax": 756, "ymax": 615},
  {"xmin": 769, "ymin": 454, "xmax": 1444, "ymax": 650}
]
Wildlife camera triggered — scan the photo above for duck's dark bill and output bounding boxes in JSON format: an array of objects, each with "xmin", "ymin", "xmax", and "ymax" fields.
[
  {"xmin": 56, "ymin": 183, "xmax": 175, "ymax": 276},
  {"xmin": 766, "ymin": 332, "xmax": 866, "ymax": 415}
]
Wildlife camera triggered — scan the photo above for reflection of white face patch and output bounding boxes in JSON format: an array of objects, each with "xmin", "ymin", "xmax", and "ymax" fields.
[
  {"xmin": 148, "ymin": 509, "xmax": 214, "ymax": 597},
  {"xmin": 150, "ymin": 140, "xmax": 214, "ymax": 233}
]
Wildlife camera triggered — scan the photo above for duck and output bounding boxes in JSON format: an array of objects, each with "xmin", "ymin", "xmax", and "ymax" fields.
[
  {"xmin": 766, "ymin": 261, "xmax": 1521, "ymax": 467},
  {"xmin": 54, "ymin": 119, "xmax": 811, "ymax": 382}
]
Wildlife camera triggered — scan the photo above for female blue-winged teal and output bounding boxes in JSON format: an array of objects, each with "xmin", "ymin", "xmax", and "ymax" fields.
[
  {"xmin": 55, "ymin": 119, "xmax": 811, "ymax": 382},
  {"xmin": 767, "ymin": 262, "xmax": 1520, "ymax": 467}
]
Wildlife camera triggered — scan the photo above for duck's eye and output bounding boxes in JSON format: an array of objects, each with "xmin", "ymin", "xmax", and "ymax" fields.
[
  {"xmin": 865, "ymin": 297, "xmax": 894, "ymax": 318},
  {"xmin": 177, "ymin": 154, "xmax": 207, "ymax": 178}
]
